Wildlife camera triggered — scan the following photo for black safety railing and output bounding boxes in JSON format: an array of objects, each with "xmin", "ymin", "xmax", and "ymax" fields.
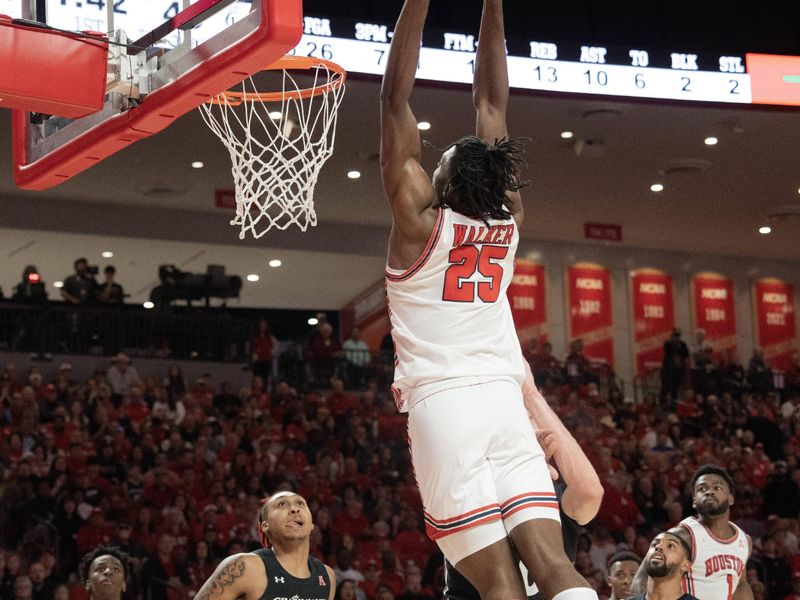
[{"xmin": 0, "ymin": 301, "xmax": 253, "ymax": 362}]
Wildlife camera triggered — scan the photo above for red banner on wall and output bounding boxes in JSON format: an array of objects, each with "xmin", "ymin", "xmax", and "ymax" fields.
[
  {"xmin": 566, "ymin": 262, "xmax": 614, "ymax": 368},
  {"xmin": 630, "ymin": 269, "xmax": 675, "ymax": 375},
  {"xmin": 692, "ymin": 272, "xmax": 737, "ymax": 354},
  {"xmin": 752, "ymin": 278, "xmax": 797, "ymax": 371},
  {"xmin": 507, "ymin": 260, "xmax": 548, "ymax": 343}
]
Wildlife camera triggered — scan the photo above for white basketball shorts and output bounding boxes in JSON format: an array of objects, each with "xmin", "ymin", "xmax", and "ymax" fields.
[{"xmin": 407, "ymin": 376, "xmax": 560, "ymax": 565}]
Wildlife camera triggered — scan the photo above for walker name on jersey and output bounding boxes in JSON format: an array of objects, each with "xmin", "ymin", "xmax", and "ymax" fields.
[
  {"xmin": 704, "ymin": 553, "xmax": 745, "ymax": 577},
  {"xmin": 452, "ymin": 223, "xmax": 516, "ymax": 247}
]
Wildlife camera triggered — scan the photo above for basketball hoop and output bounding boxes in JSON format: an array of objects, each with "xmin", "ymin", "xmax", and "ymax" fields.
[{"xmin": 199, "ymin": 55, "xmax": 346, "ymax": 239}]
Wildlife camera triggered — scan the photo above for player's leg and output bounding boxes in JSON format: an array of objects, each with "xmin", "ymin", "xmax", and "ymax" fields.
[
  {"xmin": 407, "ymin": 382, "xmax": 527, "ymax": 599},
  {"xmin": 486, "ymin": 379, "xmax": 598, "ymax": 600},
  {"xmin": 449, "ymin": 536, "xmax": 525, "ymax": 600}
]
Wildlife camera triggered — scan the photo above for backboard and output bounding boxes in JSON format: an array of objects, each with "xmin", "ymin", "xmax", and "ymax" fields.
[{"xmin": 8, "ymin": 0, "xmax": 303, "ymax": 190}]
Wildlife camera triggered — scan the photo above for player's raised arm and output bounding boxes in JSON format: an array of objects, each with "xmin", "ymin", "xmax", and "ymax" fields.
[
  {"xmin": 380, "ymin": 0, "xmax": 436, "ymax": 237},
  {"xmin": 522, "ymin": 362, "xmax": 603, "ymax": 525},
  {"xmin": 473, "ymin": 0, "xmax": 522, "ymax": 224}
]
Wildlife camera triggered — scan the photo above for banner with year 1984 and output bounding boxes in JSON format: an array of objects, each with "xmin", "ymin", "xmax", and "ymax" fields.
[{"xmin": 692, "ymin": 272, "xmax": 737, "ymax": 355}]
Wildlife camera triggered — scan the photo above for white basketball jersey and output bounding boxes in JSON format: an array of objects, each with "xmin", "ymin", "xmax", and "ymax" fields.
[
  {"xmin": 679, "ymin": 516, "xmax": 749, "ymax": 600},
  {"xmin": 385, "ymin": 207, "xmax": 525, "ymax": 412}
]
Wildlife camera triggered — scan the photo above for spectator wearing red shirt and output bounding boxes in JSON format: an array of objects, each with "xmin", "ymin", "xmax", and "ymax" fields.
[
  {"xmin": 328, "ymin": 378, "xmax": 359, "ymax": 417},
  {"xmin": 531, "ymin": 341, "xmax": 563, "ymax": 385},
  {"xmin": 334, "ymin": 499, "xmax": 371, "ymax": 541},
  {"xmin": 75, "ymin": 508, "xmax": 112, "ymax": 555},
  {"xmin": 598, "ymin": 472, "xmax": 644, "ymax": 538},
  {"xmin": 250, "ymin": 318, "xmax": 277, "ymax": 384},
  {"xmin": 306, "ymin": 322, "xmax": 343, "ymax": 384},
  {"xmin": 392, "ymin": 512, "xmax": 436, "ymax": 570}
]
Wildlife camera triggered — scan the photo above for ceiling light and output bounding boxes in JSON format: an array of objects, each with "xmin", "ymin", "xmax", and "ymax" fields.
[
  {"xmin": 143, "ymin": 301, "xmax": 155, "ymax": 309},
  {"xmin": 269, "ymin": 259, "xmax": 282, "ymax": 268},
  {"xmin": 650, "ymin": 183, "xmax": 664, "ymax": 192},
  {"xmin": 758, "ymin": 226, "xmax": 772, "ymax": 235},
  {"xmin": 246, "ymin": 274, "xmax": 260, "ymax": 282},
  {"xmin": 560, "ymin": 131, "xmax": 574, "ymax": 139},
  {"xmin": 53, "ymin": 281, "xmax": 64, "ymax": 288},
  {"xmin": 347, "ymin": 170, "xmax": 361, "ymax": 179},
  {"xmin": 307, "ymin": 317, "xmax": 319, "ymax": 326},
  {"xmin": 704, "ymin": 137, "xmax": 718, "ymax": 146},
  {"xmin": 268, "ymin": 111, "xmax": 283, "ymax": 120},
  {"xmin": 191, "ymin": 161, "xmax": 204, "ymax": 169},
  {"xmin": 417, "ymin": 121, "xmax": 431, "ymax": 131},
  {"xmin": 101, "ymin": 251, "xmax": 114, "ymax": 258}
]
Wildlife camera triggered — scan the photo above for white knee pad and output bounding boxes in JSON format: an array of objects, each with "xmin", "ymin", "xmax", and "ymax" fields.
[{"xmin": 552, "ymin": 588, "xmax": 599, "ymax": 600}]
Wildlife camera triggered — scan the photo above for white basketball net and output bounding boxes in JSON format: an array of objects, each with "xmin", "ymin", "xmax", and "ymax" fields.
[{"xmin": 199, "ymin": 63, "xmax": 345, "ymax": 239}]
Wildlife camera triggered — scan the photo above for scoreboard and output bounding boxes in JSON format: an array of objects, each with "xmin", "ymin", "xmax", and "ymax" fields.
[
  {"xmin": 3, "ymin": 0, "xmax": 800, "ymax": 107},
  {"xmin": 296, "ymin": 15, "xmax": 800, "ymax": 107}
]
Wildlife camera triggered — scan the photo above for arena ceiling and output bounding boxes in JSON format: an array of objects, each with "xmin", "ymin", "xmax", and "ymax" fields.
[{"xmin": 1, "ymin": 1, "xmax": 799, "ymax": 309}]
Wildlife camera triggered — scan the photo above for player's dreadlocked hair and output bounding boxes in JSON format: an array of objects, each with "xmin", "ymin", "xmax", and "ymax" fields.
[
  {"xmin": 438, "ymin": 136, "xmax": 529, "ymax": 223},
  {"xmin": 690, "ymin": 463, "xmax": 736, "ymax": 497},
  {"xmin": 79, "ymin": 546, "xmax": 131, "ymax": 583}
]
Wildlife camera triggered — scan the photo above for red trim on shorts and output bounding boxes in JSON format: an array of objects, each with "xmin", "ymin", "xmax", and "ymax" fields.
[
  {"xmin": 425, "ymin": 514, "xmax": 502, "ymax": 540},
  {"xmin": 385, "ymin": 207, "xmax": 444, "ymax": 281},
  {"xmin": 424, "ymin": 502, "xmax": 501, "ymax": 524},
  {"xmin": 501, "ymin": 502, "xmax": 560, "ymax": 520},
  {"xmin": 499, "ymin": 492, "xmax": 557, "ymax": 509}
]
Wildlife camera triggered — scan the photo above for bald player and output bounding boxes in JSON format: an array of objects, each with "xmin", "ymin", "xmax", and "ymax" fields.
[{"xmin": 194, "ymin": 492, "xmax": 335, "ymax": 600}]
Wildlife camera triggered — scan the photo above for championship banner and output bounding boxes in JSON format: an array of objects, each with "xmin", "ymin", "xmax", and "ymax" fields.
[
  {"xmin": 692, "ymin": 272, "xmax": 737, "ymax": 354},
  {"xmin": 507, "ymin": 260, "xmax": 548, "ymax": 343},
  {"xmin": 752, "ymin": 278, "xmax": 797, "ymax": 371},
  {"xmin": 630, "ymin": 269, "xmax": 675, "ymax": 375},
  {"xmin": 566, "ymin": 262, "xmax": 614, "ymax": 368}
]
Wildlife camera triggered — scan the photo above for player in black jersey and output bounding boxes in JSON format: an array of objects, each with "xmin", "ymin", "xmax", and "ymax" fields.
[
  {"xmin": 628, "ymin": 531, "xmax": 699, "ymax": 600},
  {"xmin": 194, "ymin": 492, "xmax": 335, "ymax": 600}
]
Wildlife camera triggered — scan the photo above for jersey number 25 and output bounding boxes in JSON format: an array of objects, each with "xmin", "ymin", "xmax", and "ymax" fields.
[{"xmin": 443, "ymin": 245, "xmax": 508, "ymax": 303}]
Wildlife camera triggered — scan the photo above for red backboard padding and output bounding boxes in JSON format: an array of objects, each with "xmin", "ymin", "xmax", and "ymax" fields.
[
  {"xmin": 0, "ymin": 15, "xmax": 108, "ymax": 118},
  {"xmin": 12, "ymin": 0, "xmax": 303, "ymax": 190}
]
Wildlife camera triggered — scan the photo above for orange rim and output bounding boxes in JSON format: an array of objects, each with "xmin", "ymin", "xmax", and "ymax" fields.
[{"xmin": 208, "ymin": 55, "xmax": 346, "ymax": 106}]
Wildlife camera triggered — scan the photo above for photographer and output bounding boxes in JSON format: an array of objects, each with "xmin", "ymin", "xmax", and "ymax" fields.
[
  {"xmin": 61, "ymin": 258, "xmax": 98, "ymax": 305},
  {"xmin": 12, "ymin": 266, "xmax": 48, "ymax": 305},
  {"xmin": 11, "ymin": 266, "xmax": 48, "ymax": 354}
]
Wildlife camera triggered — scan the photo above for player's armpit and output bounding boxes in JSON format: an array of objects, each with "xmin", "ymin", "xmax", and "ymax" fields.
[{"xmin": 193, "ymin": 554, "xmax": 254, "ymax": 600}]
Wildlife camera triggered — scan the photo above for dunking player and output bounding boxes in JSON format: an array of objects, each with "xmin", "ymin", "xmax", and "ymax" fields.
[
  {"xmin": 80, "ymin": 546, "xmax": 130, "ymax": 600},
  {"xmin": 629, "ymin": 531, "xmax": 700, "ymax": 600},
  {"xmin": 443, "ymin": 364, "xmax": 604, "ymax": 599},
  {"xmin": 630, "ymin": 464, "xmax": 753, "ymax": 600},
  {"xmin": 381, "ymin": 0, "xmax": 597, "ymax": 598},
  {"xmin": 193, "ymin": 492, "xmax": 335, "ymax": 600}
]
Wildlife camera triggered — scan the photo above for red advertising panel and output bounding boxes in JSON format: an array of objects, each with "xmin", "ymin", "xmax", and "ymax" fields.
[
  {"xmin": 752, "ymin": 278, "xmax": 797, "ymax": 371},
  {"xmin": 630, "ymin": 269, "xmax": 675, "ymax": 375},
  {"xmin": 507, "ymin": 260, "xmax": 548, "ymax": 343},
  {"xmin": 692, "ymin": 272, "xmax": 737, "ymax": 354},
  {"xmin": 566, "ymin": 262, "xmax": 614, "ymax": 368}
]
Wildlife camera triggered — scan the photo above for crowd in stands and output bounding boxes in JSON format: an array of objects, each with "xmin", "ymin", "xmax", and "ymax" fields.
[{"xmin": 0, "ymin": 322, "xmax": 799, "ymax": 600}]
